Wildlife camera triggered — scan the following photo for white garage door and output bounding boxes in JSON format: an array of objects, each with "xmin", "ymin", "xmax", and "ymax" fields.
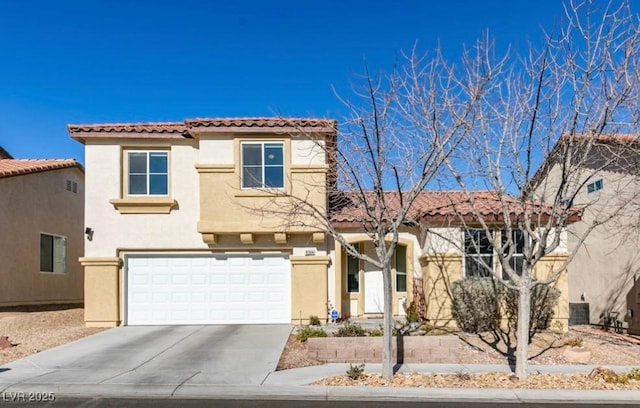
[{"xmin": 126, "ymin": 254, "xmax": 291, "ymax": 325}]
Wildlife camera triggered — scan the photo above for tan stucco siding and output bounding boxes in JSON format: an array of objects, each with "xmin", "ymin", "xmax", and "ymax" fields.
[{"xmin": 0, "ymin": 168, "xmax": 84, "ymax": 305}]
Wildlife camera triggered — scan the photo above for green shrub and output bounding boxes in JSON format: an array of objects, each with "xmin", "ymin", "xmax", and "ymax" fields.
[
  {"xmin": 336, "ymin": 322, "xmax": 365, "ymax": 337},
  {"xmin": 405, "ymin": 300, "xmax": 421, "ymax": 323},
  {"xmin": 368, "ymin": 326, "xmax": 383, "ymax": 337},
  {"xmin": 450, "ymin": 277, "xmax": 502, "ymax": 333},
  {"xmin": 503, "ymin": 284, "xmax": 560, "ymax": 333},
  {"xmin": 309, "ymin": 315, "xmax": 321, "ymax": 326},
  {"xmin": 296, "ymin": 326, "xmax": 327, "ymax": 342},
  {"xmin": 624, "ymin": 368, "xmax": 640, "ymax": 381},
  {"xmin": 346, "ymin": 363, "xmax": 365, "ymax": 380}
]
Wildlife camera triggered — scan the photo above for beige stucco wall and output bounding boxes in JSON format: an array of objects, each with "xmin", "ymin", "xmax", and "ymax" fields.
[
  {"xmin": 0, "ymin": 168, "xmax": 84, "ymax": 305},
  {"xmin": 291, "ymin": 255, "xmax": 330, "ymax": 325},
  {"xmin": 536, "ymin": 157, "xmax": 640, "ymax": 325}
]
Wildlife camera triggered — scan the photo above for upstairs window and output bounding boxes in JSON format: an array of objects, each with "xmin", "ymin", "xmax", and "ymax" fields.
[
  {"xmin": 40, "ymin": 233, "xmax": 66, "ymax": 273},
  {"xmin": 127, "ymin": 151, "xmax": 168, "ymax": 196},
  {"xmin": 464, "ymin": 229, "xmax": 493, "ymax": 278},
  {"xmin": 241, "ymin": 142, "xmax": 284, "ymax": 189},
  {"xmin": 587, "ymin": 179, "xmax": 603, "ymax": 194}
]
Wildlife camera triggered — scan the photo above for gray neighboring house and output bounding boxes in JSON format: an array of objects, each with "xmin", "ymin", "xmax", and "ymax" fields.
[
  {"xmin": 0, "ymin": 147, "xmax": 84, "ymax": 306},
  {"xmin": 532, "ymin": 134, "xmax": 640, "ymax": 333}
]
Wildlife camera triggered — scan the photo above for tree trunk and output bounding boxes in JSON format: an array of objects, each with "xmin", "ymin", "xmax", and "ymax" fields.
[
  {"xmin": 382, "ymin": 262, "xmax": 394, "ymax": 379},
  {"xmin": 515, "ymin": 280, "xmax": 532, "ymax": 380}
]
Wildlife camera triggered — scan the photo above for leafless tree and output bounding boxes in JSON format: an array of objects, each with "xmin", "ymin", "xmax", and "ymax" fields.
[
  {"xmin": 431, "ymin": 0, "xmax": 640, "ymax": 380},
  {"xmin": 260, "ymin": 0, "xmax": 640, "ymax": 381}
]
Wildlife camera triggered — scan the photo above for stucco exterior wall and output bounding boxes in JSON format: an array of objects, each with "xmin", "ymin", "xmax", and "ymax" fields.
[
  {"xmin": 84, "ymin": 140, "xmax": 204, "ymax": 257},
  {"xmin": 0, "ymin": 168, "xmax": 84, "ymax": 305}
]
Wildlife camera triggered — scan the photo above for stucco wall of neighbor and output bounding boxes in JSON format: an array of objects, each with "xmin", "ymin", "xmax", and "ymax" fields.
[
  {"xmin": 291, "ymin": 255, "xmax": 330, "ymax": 325},
  {"xmin": 533, "ymin": 254, "xmax": 570, "ymax": 329},
  {"xmin": 420, "ymin": 253, "xmax": 463, "ymax": 325},
  {"xmin": 83, "ymin": 141, "xmax": 205, "ymax": 257},
  {"xmin": 330, "ymin": 231, "xmax": 420, "ymax": 318},
  {"xmin": 0, "ymin": 168, "xmax": 84, "ymax": 305},
  {"xmin": 536, "ymin": 159, "xmax": 640, "ymax": 325}
]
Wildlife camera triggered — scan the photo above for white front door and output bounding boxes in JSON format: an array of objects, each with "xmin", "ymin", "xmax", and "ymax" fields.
[
  {"xmin": 126, "ymin": 254, "xmax": 291, "ymax": 325},
  {"xmin": 364, "ymin": 270, "xmax": 384, "ymax": 313}
]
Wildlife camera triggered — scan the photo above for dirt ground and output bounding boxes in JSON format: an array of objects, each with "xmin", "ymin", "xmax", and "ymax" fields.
[
  {"xmin": 277, "ymin": 324, "xmax": 640, "ymax": 389},
  {"xmin": 0, "ymin": 304, "xmax": 105, "ymax": 365}
]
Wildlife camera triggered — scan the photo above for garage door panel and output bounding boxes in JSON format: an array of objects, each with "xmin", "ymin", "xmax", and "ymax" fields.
[{"xmin": 127, "ymin": 254, "xmax": 290, "ymax": 325}]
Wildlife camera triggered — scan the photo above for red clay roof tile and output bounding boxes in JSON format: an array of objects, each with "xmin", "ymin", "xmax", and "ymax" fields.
[{"xmin": 0, "ymin": 159, "xmax": 82, "ymax": 179}]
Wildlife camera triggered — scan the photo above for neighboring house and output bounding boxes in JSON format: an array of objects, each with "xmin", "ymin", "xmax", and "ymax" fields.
[
  {"xmin": 0, "ymin": 147, "xmax": 84, "ymax": 306},
  {"xmin": 531, "ymin": 134, "xmax": 640, "ymax": 333},
  {"xmin": 69, "ymin": 118, "xmax": 572, "ymax": 328}
]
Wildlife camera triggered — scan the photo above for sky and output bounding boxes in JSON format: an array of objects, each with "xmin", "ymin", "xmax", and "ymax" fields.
[{"xmin": 0, "ymin": 0, "xmax": 625, "ymax": 165}]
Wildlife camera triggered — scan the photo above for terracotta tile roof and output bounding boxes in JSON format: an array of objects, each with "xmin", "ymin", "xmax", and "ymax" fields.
[
  {"xmin": 185, "ymin": 117, "xmax": 337, "ymax": 131},
  {"xmin": 330, "ymin": 190, "xmax": 579, "ymax": 226},
  {"xmin": 68, "ymin": 117, "xmax": 337, "ymax": 143},
  {"xmin": 0, "ymin": 159, "xmax": 82, "ymax": 179}
]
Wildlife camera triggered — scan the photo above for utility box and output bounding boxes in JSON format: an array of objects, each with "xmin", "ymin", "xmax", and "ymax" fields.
[
  {"xmin": 626, "ymin": 278, "xmax": 640, "ymax": 335},
  {"xmin": 569, "ymin": 302, "xmax": 590, "ymax": 326}
]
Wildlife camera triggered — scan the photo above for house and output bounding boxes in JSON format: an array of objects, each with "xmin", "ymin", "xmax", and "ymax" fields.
[
  {"xmin": 531, "ymin": 134, "xmax": 640, "ymax": 333},
  {"xmin": 0, "ymin": 147, "xmax": 84, "ymax": 306},
  {"xmin": 69, "ymin": 117, "xmax": 572, "ymax": 328},
  {"xmin": 329, "ymin": 190, "xmax": 572, "ymax": 326}
]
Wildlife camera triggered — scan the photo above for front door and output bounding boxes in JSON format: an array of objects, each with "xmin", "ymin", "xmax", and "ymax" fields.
[{"xmin": 364, "ymin": 270, "xmax": 384, "ymax": 313}]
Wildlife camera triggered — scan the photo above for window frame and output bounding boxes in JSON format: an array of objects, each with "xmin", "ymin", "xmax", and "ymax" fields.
[
  {"xmin": 463, "ymin": 229, "xmax": 494, "ymax": 278},
  {"xmin": 240, "ymin": 142, "xmax": 285, "ymax": 189},
  {"xmin": 394, "ymin": 244, "xmax": 407, "ymax": 292},
  {"xmin": 587, "ymin": 178, "xmax": 603, "ymax": 194},
  {"xmin": 125, "ymin": 150, "xmax": 170, "ymax": 197},
  {"xmin": 40, "ymin": 233, "xmax": 67, "ymax": 274},
  {"xmin": 501, "ymin": 229, "xmax": 525, "ymax": 280},
  {"xmin": 345, "ymin": 244, "xmax": 361, "ymax": 293}
]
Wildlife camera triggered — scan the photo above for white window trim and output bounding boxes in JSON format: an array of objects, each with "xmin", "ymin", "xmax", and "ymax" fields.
[
  {"xmin": 586, "ymin": 178, "xmax": 603, "ymax": 194},
  {"xmin": 40, "ymin": 232, "xmax": 67, "ymax": 274},
  {"xmin": 126, "ymin": 150, "xmax": 170, "ymax": 197},
  {"xmin": 240, "ymin": 142, "xmax": 285, "ymax": 190},
  {"xmin": 463, "ymin": 229, "xmax": 495, "ymax": 278}
]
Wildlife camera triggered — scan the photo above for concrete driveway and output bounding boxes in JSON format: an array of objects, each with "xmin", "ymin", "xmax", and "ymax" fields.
[{"xmin": 0, "ymin": 325, "xmax": 292, "ymax": 390}]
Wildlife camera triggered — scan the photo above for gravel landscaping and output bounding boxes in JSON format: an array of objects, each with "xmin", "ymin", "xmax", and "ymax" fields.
[{"xmin": 0, "ymin": 304, "xmax": 105, "ymax": 365}]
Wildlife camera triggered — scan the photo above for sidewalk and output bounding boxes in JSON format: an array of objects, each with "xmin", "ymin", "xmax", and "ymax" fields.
[{"xmin": 2, "ymin": 362, "xmax": 640, "ymax": 403}]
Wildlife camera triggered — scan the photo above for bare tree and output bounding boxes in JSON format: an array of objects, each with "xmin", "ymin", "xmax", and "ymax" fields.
[{"xmin": 431, "ymin": 0, "xmax": 640, "ymax": 380}]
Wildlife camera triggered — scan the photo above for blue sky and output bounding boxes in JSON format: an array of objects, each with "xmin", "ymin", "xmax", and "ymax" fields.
[{"xmin": 0, "ymin": 1, "xmax": 612, "ymax": 165}]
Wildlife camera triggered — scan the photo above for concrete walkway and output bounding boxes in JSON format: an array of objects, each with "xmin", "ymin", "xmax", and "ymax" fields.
[{"xmin": 1, "ymin": 326, "xmax": 639, "ymax": 403}]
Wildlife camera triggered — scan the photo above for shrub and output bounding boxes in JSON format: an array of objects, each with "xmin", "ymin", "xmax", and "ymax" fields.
[
  {"xmin": 450, "ymin": 277, "xmax": 502, "ymax": 333},
  {"xmin": 368, "ymin": 326, "xmax": 383, "ymax": 337},
  {"xmin": 563, "ymin": 336, "xmax": 584, "ymax": 348},
  {"xmin": 296, "ymin": 326, "xmax": 327, "ymax": 342},
  {"xmin": 336, "ymin": 322, "xmax": 366, "ymax": 337},
  {"xmin": 346, "ymin": 363, "xmax": 365, "ymax": 380},
  {"xmin": 503, "ymin": 284, "xmax": 560, "ymax": 334},
  {"xmin": 309, "ymin": 315, "xmax": 321, "ymax": 326},
  {"xmin": 405, "ymin": 300, "xmax": 421, "ymax": 323}
]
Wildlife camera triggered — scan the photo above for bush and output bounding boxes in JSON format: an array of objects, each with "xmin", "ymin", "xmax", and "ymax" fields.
[
  {"xmin": 309, "ymin": 315, "xmax": 321, "ymax": 326},
  {"xmin": 405, "ymin": 300, "xmax": 422, "ymax": 323},
  {"xmin": 503, "ymin": 284, "xmax": 560, "ymax": 333},
  {"xmin": 296, "ymin": 326, "xmax": 327, "ymax": 342},
  {"xmin": 368, "ymin": 326, "xmax": 383, "ymax": 337},
  {"xmin": 336, "ymin": 322, "xmax": 366, "ymax": 337},
  {"xmin": 346, "ymin": 363, "xmax": 365, "ymax": 380},
  {"xmin": 450, "ymin": 277, "xmax": 502, "ymax": 333}
]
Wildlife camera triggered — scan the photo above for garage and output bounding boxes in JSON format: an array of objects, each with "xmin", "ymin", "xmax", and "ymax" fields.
[{"xmin": 125, "ymin": 254, "xmax": 291, "ymax": 325}]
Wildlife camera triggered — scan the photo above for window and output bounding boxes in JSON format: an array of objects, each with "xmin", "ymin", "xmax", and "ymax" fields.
[
  {"xmin": 40, "ymin": 233, "xmax": 66, "ymax": 273},
  {"xmin": 501, "ymin": 229, "xmax": 524, "ymax": 279},
  {"xmin": 346, "ymin": 247, "xmax": 360, "ymax": 293},
  {"xmin": 587, "ymin": 179, "xmax": 603, "ymax": 194},
  {"xmin": 127, "ymin": 151, "xmax": 168, "ymax": 195},
  {"xmin": 464, "ymin": 229, "xmax": 493, "ymax": 278},
  {"xmin": 241, "ymin": 142, "xmax": 284, "ymax": 188},
  {"xmin": 395, "ymin": 245, "xmax": 407, "ymax": 292}
]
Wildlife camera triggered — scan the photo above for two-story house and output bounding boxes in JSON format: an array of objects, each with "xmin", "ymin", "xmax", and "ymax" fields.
[
  {"xmin": 0, "ymin": 147, "xmax": 84, "ymax": 306},
  {"xmin": 70, "ymin": 118, "xmax": 574, "ymax": 329},
  {"xmin": 531, "ymin": 134, "xmax": 640, "ymax": 333}
]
